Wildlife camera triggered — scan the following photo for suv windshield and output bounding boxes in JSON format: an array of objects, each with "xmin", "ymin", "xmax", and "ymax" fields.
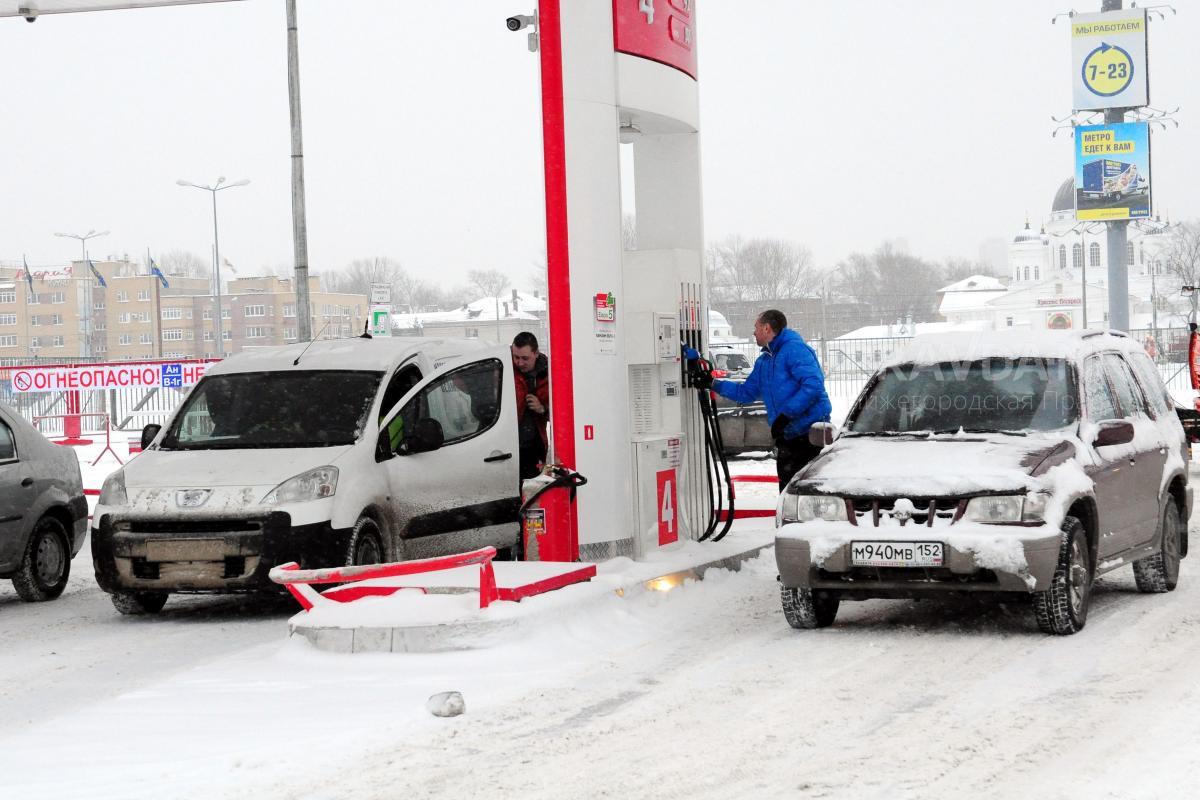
[
  {"xmin": 848, "ymin": 357, "xmax": 1078, "ymax": 434},
  {"xmin": 161, "ymin": 370, "xmax": 384, "ymax": 449}
]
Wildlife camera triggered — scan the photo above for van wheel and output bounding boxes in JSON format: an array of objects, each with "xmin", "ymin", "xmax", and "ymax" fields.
[
  {"xmin": 1133, "ymin": 501, "xmax": 1182, "ymax": 593},
  {"xmin": 347, "ymin": 517, "xmax": 384, "ymax": 566},
  {"xmin": 12, "ymin": 516, "xmax": 71, "ymax": 602},
  {"xmin": 1033, "ymin": 515, "xmax": 1092, "ymax": 635},
  {"xmin": 111, "ymin": 591, "xmax": 169, "ymax": 615},
  {"xmin": 781, "ymin": 586, "xmax": 839, "ymax": 629}
]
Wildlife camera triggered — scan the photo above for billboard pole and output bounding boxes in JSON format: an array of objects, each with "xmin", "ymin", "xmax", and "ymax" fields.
[{"xmin": 1101, "ymin": 0, "xmax": 1130, "ymax": 332}]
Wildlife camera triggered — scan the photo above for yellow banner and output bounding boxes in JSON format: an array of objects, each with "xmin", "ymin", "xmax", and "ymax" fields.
[
  {"xmin": 1072, "ymin": 18, "xmax": 1143, "ymax": 37},
  {"xmin": 1078, "ymin": 207, "xmax": 1132, "ymax": 221}
]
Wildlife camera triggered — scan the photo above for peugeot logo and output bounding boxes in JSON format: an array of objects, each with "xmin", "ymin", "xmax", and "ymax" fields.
[
  {"xmin": 176, "ymin": 489, "xmax": 212, "ymax": 508},
  {"xmin": 892, "ymin": 498, "xmax": 916, "ymax": 525}
]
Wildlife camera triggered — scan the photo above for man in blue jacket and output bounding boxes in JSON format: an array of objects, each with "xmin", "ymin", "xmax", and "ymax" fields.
[{"xmin": 699, "ymin": 310, "xmax": 832, "ymax": 489}]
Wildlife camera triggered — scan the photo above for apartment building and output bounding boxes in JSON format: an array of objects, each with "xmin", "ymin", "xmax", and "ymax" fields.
[{"xmin": 0, "ymin": 260, "xmax": 367, "ymax": 362}]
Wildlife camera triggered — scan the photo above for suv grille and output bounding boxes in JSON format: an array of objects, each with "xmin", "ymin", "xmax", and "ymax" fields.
[
  {"xmin": 849, "ymin": 497, "xmax": 963, "ymax": 527},
  {"xmin": 121, "ymin": 519, "xmax": 265, "ymax": 535}
]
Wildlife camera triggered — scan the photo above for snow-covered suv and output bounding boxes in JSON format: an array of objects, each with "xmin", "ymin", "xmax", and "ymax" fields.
[
  {"xmin": 91, "ymin": 338, "xmax": 520, "ymax": 615},
  {"xmin": 775, "ymin": 330, "xmax": 1192, "ymax": 635}
]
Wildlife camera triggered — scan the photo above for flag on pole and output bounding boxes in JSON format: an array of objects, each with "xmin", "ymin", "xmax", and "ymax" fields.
[
  {"xmin": 149, "ymin": 258, "xmax": 169, "ymax": 289},
  {"xmin": 222, "ymin": 257, "xmax": 237, "ymax": 274},
  {"xmin": 21, "ymin": 256, "xmax": 34, "ymax": 294},
  {"xmin": 87, "ymin": 259, "xmax": 107, "ymax": 288}
]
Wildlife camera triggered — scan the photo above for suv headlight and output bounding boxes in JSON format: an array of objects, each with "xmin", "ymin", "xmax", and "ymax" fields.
[
  {"xmin": 964, "ymin": 493, "xmax": 1047, "ymax": 524},
  {"xmin": 99, "ymin": 469, "xmax": 127, "ymax": 506},
  {"xmin": 261, "ymin": 467, "xmax": 339, "ymax": 505},
  {"xmin": 778, "ymin": 493, "xmax": 848, "ymax": 524}
]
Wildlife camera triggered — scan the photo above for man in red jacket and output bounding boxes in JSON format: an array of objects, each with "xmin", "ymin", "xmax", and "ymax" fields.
[{"xmin": 511, "ymin": 331, "xmax": 550, "ymax": 480}]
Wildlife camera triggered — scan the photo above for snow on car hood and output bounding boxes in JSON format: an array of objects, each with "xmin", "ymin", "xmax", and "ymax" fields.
[
  {"xmin": 124, "ymin": 446, "xmax": 353, "ymax": 489},
  {"xmin": 798, "ymin": 432, "xmax": 1071, "ymax": 497}
]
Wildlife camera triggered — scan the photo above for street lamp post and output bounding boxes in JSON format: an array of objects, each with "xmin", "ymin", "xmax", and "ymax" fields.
[
  {"xmin": 1051, "ymin": 223, "xmax": 1103, "ymax": 329},
  {"xmin": 177, "ymin": 177, "xmax": 250, "ymax": 357},
  {"xmin": 54, "ymin": 228, "xmax": 109, "ymax": 358}
]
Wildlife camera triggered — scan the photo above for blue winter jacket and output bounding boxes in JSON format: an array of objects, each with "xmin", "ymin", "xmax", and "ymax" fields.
[{"xmin": 712, "ymin": 328, "xmax": 832, "ymax": 440}]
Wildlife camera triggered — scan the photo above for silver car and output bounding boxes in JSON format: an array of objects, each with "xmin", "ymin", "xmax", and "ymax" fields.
[
  {"xmin": 775, "ymin": 331, "xmax": 1191, "ymax": 635},
  {"xmin": 710, "ymin": 346, "xmax": 773, "ymax": 455},
  {"xmin": 0, "ymin": 403, "xmax": 88, "ymax": 601}
]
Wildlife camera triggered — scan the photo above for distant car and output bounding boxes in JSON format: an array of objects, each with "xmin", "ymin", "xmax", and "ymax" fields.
[
  {"xmin": 0, "ymin": 403, "xmax": 88, "ymax": 601},
  {"xmin": 709, "ymin": 344, "xmax": 774, "ymax": 456},
  {"xmin": 775, "ymin": 330, "xmax": 1192, "ymax": 635}
]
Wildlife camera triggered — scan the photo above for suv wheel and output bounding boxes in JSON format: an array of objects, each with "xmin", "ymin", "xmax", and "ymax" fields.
[
  {"xmin": 111, "ymin": 591, "xmax": 169, "ymax": 615},
  {"xmin": 12, "ymin": 516, "xmax": 71, "ymax": 602},
  {"xmin": 1033, "ymin": 515, "xmax": 1092, "ymax": 635},
  {"xmin": 347, "ymin": 517, "xmax": 384, "ymax": 566},
  {"xmin": 1133, "ymin": 501, "xmax": 1182, "ymax": 593},
  {"xmin": 781, "ymin": 586, "xmax": 839, "ymax": 629}
]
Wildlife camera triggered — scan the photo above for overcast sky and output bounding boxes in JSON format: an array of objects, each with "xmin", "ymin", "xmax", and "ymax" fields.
[{"xmin": 1, "ymin": 0, "xmax": 1196, "ymax": 285}]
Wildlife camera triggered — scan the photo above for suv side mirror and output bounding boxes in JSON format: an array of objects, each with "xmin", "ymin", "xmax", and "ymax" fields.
[
  {"xmin": 399, "ymin": 417, "xmax": 445, "ymax": 455},
  {"xmin": 141, "ymin": 423, "xmax": 161, "ymax": 451},
  {"xmin": 808, "ymin": 421, "xmax": 837, "ymax": 447},
  {"xmin": 1093, "ymin": 419, "xmax": 1135, "ymax": 448}
]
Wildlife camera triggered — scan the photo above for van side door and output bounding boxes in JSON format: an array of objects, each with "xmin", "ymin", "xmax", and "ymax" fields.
[{"xmin": 379, "ymin": 357, "xmax": 520, "ymax": 558}]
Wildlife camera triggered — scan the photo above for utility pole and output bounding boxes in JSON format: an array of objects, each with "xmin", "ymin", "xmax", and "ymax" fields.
[
  {"xmin": 286, "ymin": 0, "xmax": 313, "ymax": 342},
  {"xmin": 1102, "ymin": 0, "xmax": 1130, "ymax": 332}
]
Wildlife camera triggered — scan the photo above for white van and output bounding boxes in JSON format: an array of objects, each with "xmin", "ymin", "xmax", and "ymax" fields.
[{"xmin": 91, "ymin": 337, "xmax": 521, "ymax": 614}]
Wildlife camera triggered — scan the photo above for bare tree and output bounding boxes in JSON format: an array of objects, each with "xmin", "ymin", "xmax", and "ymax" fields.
[
  {"xmin": 158, "ymin": 249, "xmax": 210, "ymax": 278},
  {"xmin": 469, "ymin": 269, "xmax": 510, "ymax": 340},
  {"xmin": 834, "ymin": 242, "xmax": 945, "ymax": 327},
  {"xmin": 326, "ymin": 257, "xmax": 407, "ymax": 301},
  {"xmin": 707, "ymin": 235, "xmax": 817, "ymax": 304}
]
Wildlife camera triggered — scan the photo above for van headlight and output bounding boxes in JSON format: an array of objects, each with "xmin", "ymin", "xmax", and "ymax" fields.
[
  {"xmin": 261, "ymin": 467, "xmax": 339, "ymax": 505},
  {"xmin": 99, "ymin": 470, "xmax": 127, "ymax": 506},
  {"xmin": 778, "ymin": 493, "xmax": 848, "ymax": 524},
  {"xmin": 964, "ymin": 493, "xmax": 1047, "ymax": 524}
]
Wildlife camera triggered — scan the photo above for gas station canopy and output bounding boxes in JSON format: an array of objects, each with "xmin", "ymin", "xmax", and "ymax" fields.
[{"xmin": 0, "ymin": 0, "xmax": 241, "ymax": 18}]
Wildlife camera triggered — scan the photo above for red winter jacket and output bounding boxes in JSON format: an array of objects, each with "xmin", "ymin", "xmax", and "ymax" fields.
[{"xmin": 514, "ymin": 353, "xmax": 550, "ymax": 448}]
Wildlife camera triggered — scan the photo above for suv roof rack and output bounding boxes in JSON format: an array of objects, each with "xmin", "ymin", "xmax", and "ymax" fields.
[{"xmin": 1080, "ymin": 329, "xmax": 1129, "ymax": 340}]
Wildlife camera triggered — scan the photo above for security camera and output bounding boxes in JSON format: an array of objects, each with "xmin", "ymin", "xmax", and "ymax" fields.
[
  {"xmin": 19, "ymin": 6, "xmax": 38, "ymax": 22},
  {"xmin": 506, "ymin": 14, "xmax": 534, "ymax": 32}
]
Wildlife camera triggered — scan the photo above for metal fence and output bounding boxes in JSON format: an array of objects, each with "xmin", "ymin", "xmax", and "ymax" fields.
[{"xmin": 715, "ymin": 326, "xmax": 1197, "ymax": 407}]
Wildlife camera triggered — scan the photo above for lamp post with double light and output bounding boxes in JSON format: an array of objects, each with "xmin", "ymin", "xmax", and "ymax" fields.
[
  {"xmin": 176, "ymin": 177, "xmax": 249, "ymax": 357},
  {"xmin": 54, "ymin": 228, "xmax": 109, "ymax": 358}
]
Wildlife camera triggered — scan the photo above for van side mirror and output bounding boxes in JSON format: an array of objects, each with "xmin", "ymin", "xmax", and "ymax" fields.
[
  {"xmin": 1093, "ymin": 419, "xmax": 1135, "ymax": 448},
  {"xmin": 141, "ymin": 424, "xmax": 162, "ymax": 451},
  {"xmin": 399, "ymin": 418, "xmax": 445, "ymax": 455},
  {"xmin": 808, "ymin": 421, "xmax": 837, "ymax": 447}
]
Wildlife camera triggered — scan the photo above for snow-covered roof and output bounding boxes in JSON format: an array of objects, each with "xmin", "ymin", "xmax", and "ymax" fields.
[
  {"xmin": 466, "ymin": 291, "xmax": 547, "ymax": 314},
  {"xmin": 882, "ymin": 329, "xmax": 1144, "ymax": 368},
  {"xmin": 938, "ymin": 290, "xmax": 1008, "ymax": 314},
  {"xmin": 206, "ymin": 337, "xmax": 496, "ymax": 375},
  {"xmin": 937, "ymin": 274, "xmax": 1006, "ymax": 293},
  {"xmin": 837, "ymin": 321, "xmax": 989, "ymax": 340}
]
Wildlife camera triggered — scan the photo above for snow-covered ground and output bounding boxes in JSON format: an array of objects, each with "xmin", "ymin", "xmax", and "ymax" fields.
[{"xmin": 4, "ymin": 442, "xmax": 1200, "ymax": 799}]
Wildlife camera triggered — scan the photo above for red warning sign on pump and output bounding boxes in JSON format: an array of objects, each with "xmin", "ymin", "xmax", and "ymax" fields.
[
  {"xmin": 8, "ymin": 359, "xmax": 217, "ymax": 394},
  {"xmin": 656, "ymin": 468, "xmax": 679, "ymax": 545},
  {"xmin": 613, "ymin": 0, "xmax": 697, "ymax": 80}
]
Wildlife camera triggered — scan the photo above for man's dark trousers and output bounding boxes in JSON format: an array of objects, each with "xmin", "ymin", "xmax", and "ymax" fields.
[{"xmin": 776, "ymin": 436, "xmax": 823, "ymax": 490}]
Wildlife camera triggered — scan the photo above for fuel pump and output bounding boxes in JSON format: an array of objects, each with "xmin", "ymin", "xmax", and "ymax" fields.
[{"xmin": 683, "ymin": 345, "xmax": 735, "ymax": 542}]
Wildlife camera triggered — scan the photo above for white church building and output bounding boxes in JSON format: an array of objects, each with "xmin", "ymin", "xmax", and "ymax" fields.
[{"xmin": 939, "ymin": 178, "xmax": 1181, "ymax": 334}]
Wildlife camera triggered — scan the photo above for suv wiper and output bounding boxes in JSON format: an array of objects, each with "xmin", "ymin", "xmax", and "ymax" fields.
[
  {"xmin": 931, "ymin": 428, "xmax": 1027, "ymax": 437},
  {"xmin": 842, "ymin": 430, "xmax": 930, "ymax": 438}
]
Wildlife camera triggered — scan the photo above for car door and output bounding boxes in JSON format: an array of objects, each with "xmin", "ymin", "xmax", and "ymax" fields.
[
  {"xmin": 379, "ymin": 356, "xmax": 520, "ymax": 557},
  {"xmin": 0, "ymin": 414, "xmax": 30, "ymax": 570},
  {"xmin": 1081, "ymin": 354, "xmax": 1135, "ymax": 561},
  {"xmin": 1102, "ymin": 352, "xmax": 1166, "ymax": 549}
]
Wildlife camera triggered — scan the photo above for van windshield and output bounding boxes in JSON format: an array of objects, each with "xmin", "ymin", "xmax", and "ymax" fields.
[
  {"xmin": 847, "ymin": 358, "xmax": 1078, "ymax": 435},
  {"xmin": 161, "ymin": 370, "xmax": 384, "ymax": 449}
]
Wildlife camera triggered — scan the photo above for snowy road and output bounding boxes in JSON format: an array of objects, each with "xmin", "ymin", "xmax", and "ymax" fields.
[{"xmin": 4, "ymin": 513, "xmax": 1200, "ymax": 799}]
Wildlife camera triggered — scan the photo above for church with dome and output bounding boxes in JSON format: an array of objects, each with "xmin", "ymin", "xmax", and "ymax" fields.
[{"xmin": 937, "ymin": 178, "xmax": 1181, "ymax": 336}]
